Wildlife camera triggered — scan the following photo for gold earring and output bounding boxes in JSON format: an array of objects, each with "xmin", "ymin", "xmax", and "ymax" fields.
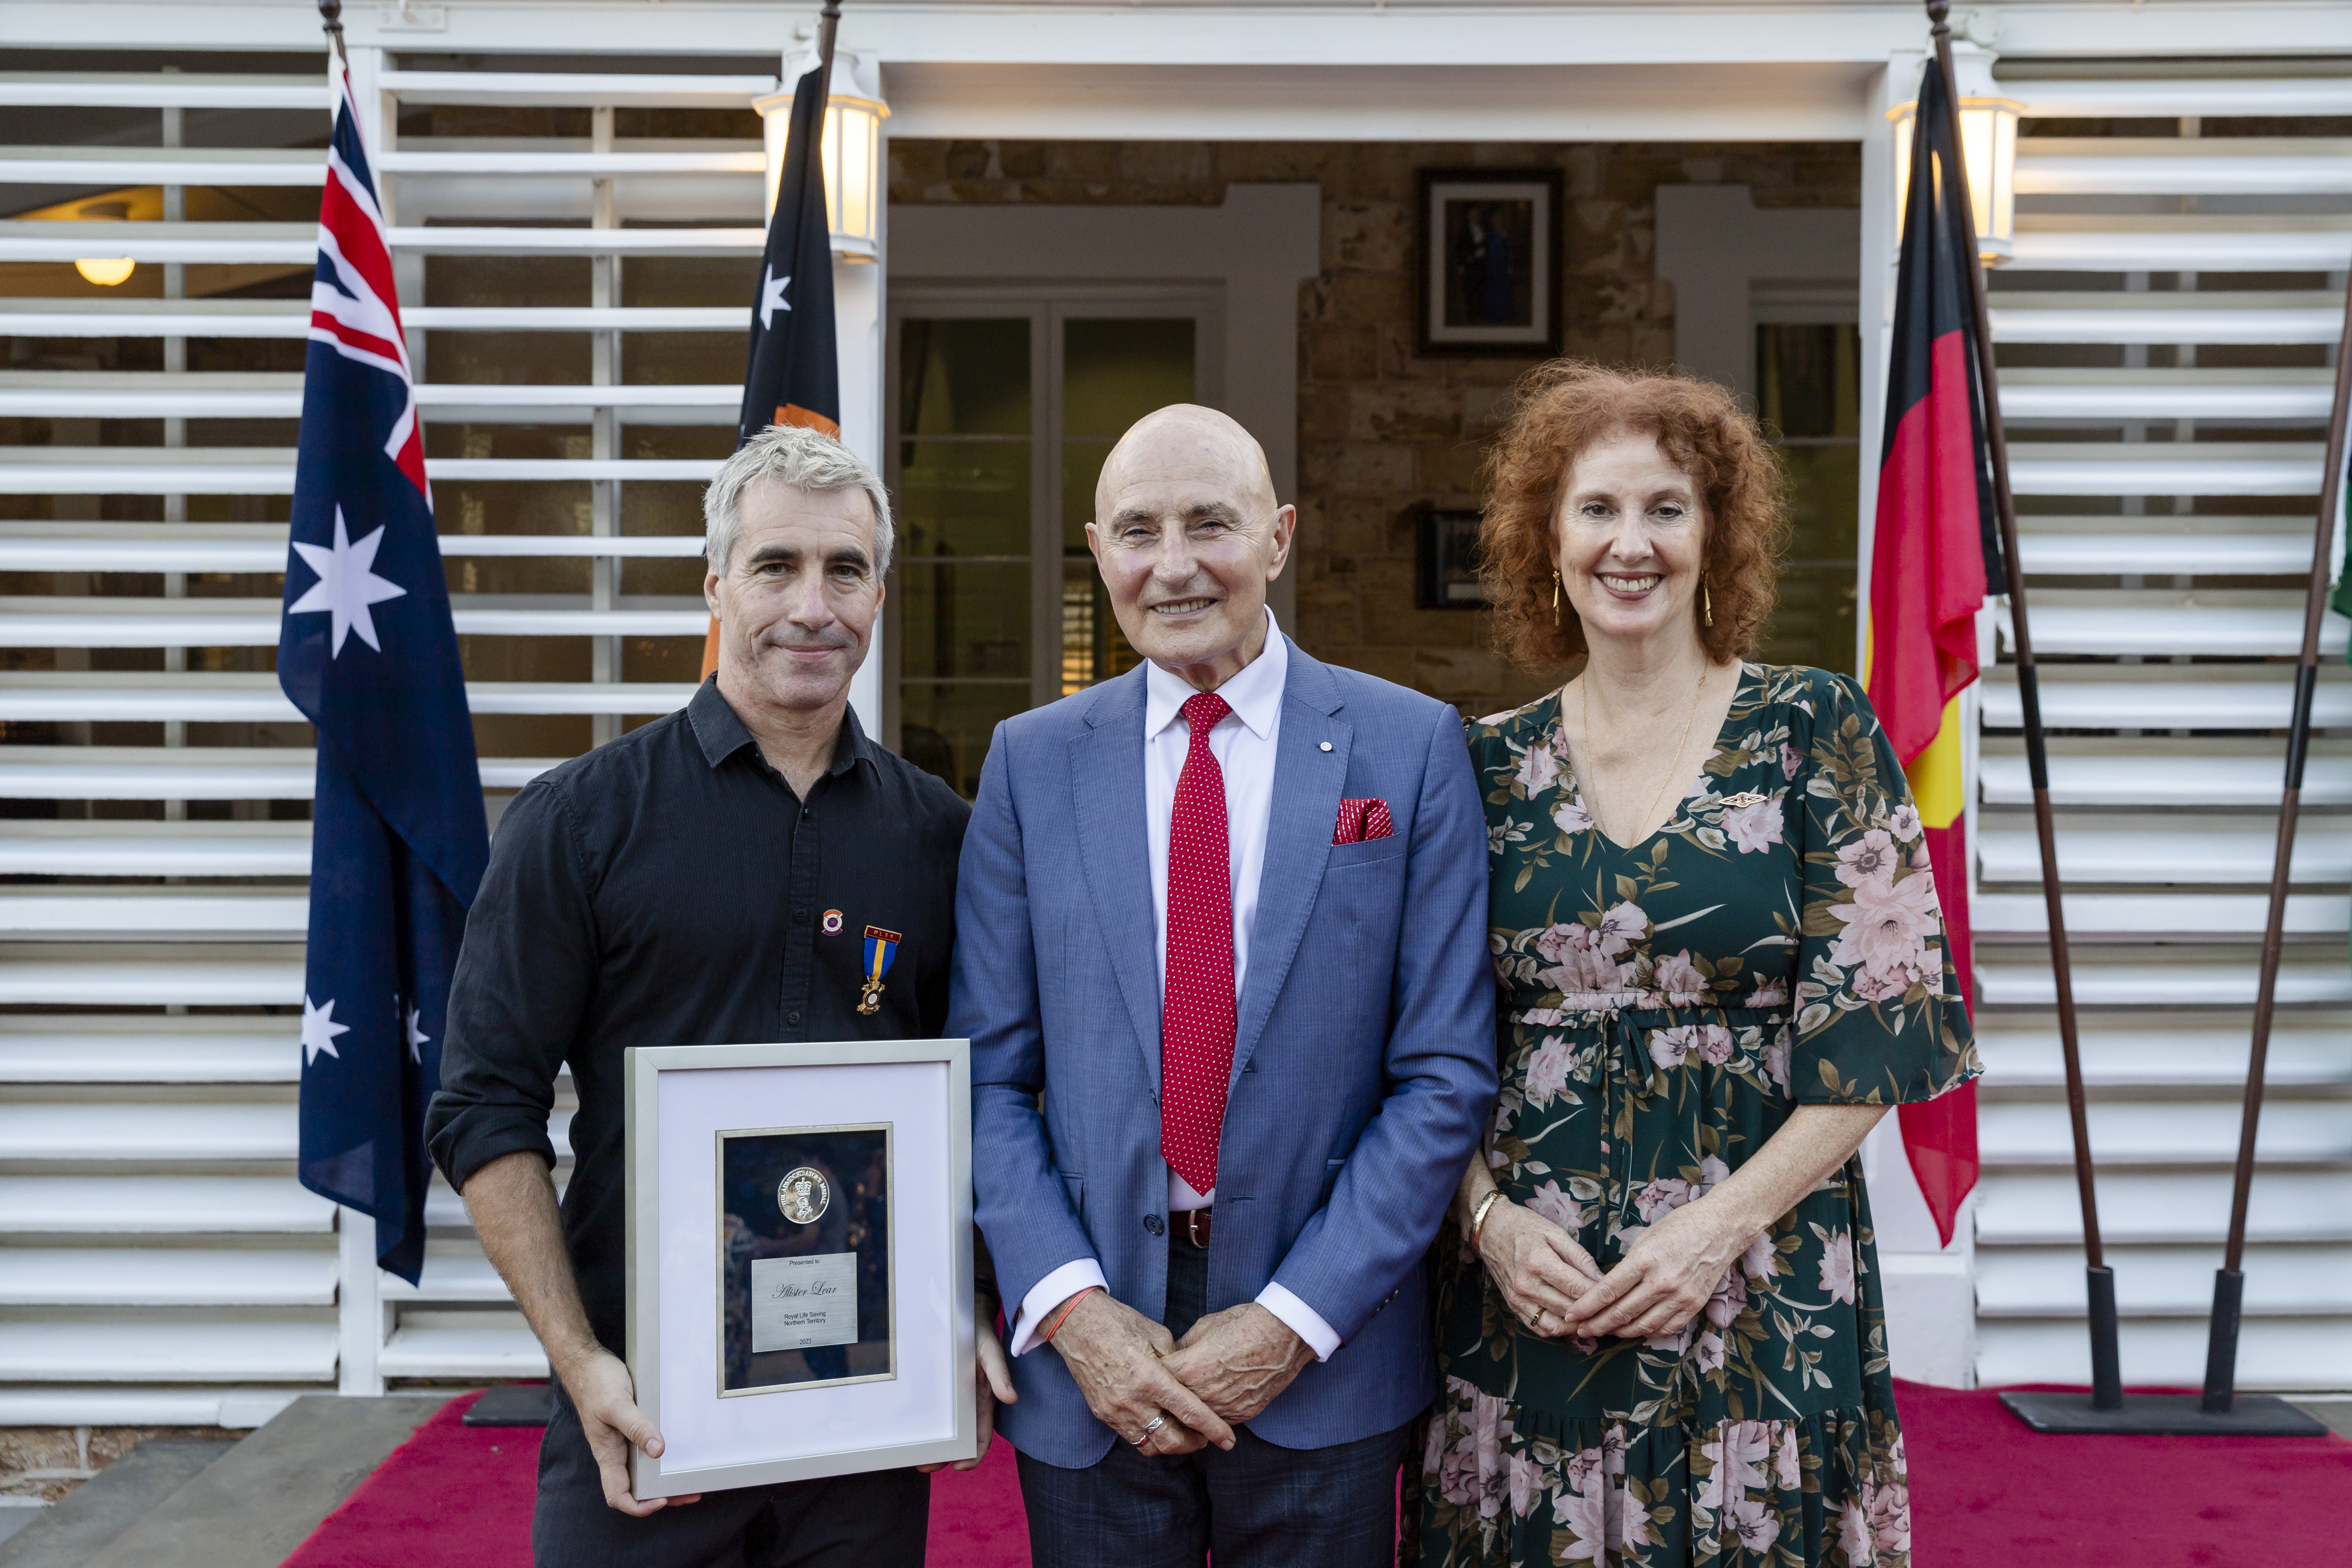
[
  {"xmin": 1552, "ymin": 570, "xmax": 1562, "ymax": 612},
  {"xmin": 1703, "ymin": 580, "xmax": 1714, "ymax": 628}
]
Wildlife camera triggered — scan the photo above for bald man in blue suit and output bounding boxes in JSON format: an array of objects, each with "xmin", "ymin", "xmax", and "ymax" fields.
[{"xmin": 951, "ymin": 406, "xmax": 1497, "ymax": 1568}]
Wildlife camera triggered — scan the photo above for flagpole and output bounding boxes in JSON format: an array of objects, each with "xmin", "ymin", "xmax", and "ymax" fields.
[
  {"xmin": 1923, "ymin": 2, "xmax": 2120, "ymax": 1413},
  {"xmin": 317, "ymin": 0, "xmax": 349, "ymax": 69},
  {"xmin": 816, "ymin": 0, "xmax": 843, "ymax": 103},
  {"xmin": 2200, "ymin": 257, "xmax": 2352, "ymax": 1412}
]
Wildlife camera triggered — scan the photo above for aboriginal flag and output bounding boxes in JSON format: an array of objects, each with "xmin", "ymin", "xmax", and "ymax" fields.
[
  {"xmin": 701, "ymin": 46, "xmax": 843, "ymax": 677},
  {"xmin": 1866, "ymin": 59, "xmax": 1999, "ymax": 1247}
]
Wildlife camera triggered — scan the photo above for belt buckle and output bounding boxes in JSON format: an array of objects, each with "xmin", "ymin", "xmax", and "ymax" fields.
[{"xmin": 1182, "ymin": 1209, "xmax": 1211, "ymax": 1248}]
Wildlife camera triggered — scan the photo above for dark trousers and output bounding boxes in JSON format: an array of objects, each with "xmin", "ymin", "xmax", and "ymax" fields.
[
  {"xmin": 1017, "ymin": 1234, "xmax": 1411, "ymax": 1568},
  {"xmin": 532, "ymin": 1379, "xmax": 930, "ymax": 1568}
]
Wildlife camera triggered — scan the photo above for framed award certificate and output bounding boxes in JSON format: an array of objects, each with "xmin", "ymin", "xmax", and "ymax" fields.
[{"xmin": 625, "ymin": 1039, "xmax": 975, "ymax": 1495}]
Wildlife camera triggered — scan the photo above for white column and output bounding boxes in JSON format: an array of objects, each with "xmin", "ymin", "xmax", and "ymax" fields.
[
  {"xmin": 337, "ymin": 1207, "xmax": 386, "ymax": 1395},
  {"xmin": 838, "ymin": 94, "xmax": 888, "ymax": 738}
]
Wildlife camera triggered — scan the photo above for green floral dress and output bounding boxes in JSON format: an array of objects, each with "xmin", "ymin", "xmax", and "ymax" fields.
[{"xmin": 1409, "ymin": 664, "xmax": 1979, "ymax": 1568}]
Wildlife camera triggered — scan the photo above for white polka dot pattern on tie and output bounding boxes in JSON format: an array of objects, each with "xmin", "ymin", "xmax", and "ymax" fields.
[{"xmin": 1161, "ymin": 690, "xmax": 1237, "ymax": 1197}]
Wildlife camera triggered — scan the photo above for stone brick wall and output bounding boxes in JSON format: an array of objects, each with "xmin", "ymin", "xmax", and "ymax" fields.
[{"xmin": 891, "ymin": 139, "xmax": 1859, "ymax": 718}]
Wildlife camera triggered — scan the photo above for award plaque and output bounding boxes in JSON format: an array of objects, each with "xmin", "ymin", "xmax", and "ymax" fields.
[{"xmin": 626, "ymin": 1040, "xmax": 974, "ymax": 1496}]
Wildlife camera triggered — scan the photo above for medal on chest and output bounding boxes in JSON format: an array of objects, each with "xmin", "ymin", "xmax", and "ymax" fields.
[{"xmin": 857, "ymin": 925, "xmax": 901, "ymax": 1016}]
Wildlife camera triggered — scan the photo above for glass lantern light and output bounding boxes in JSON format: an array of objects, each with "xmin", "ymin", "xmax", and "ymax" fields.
[
  {"xmin": 1888, "ymin": 93, "xmax": 2021, "ymax": 265},
  {"xmin": 756, "ymin": 49, "xmax": 889, "ymax": 262}
]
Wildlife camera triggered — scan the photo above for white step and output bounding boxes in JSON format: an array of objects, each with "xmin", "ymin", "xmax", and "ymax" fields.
[
  {"xmin": 1978, "ymin": 1316, "xmax": 2352, "ymax": 1391},
  {"xmin": 0, "ymin": 1017, "xmax": 297, "ymax": 1082},
  {"xmin": 1979, "ymin": 748, "xmax": 2352, "ymax": 808},
  {"xmin": 1977, "ymin": 1170, "xmax": 2352, "ymax": 1246},
  {"xmin": 1980, "ymin": 676, "xmax": 2352, "ymax": 732},
  {"xmin": 1979, "ymin": 1100, "xmax": 2352, "ymax": 1167},
  {"xmin": 1999, "ymin": 369, "xmax": 2333, "ymax": 423},
  {"xmin": 2016, "ymin": 140, "xmax": 2352, "ymax": 197},
  {"xmin": 2008, "ymin": 219, "xmax": 2352, "ymax": 274},
  {"xmin": 2005, "ymin": 443, "xmax": 2326, "ymax": 498},
  {"xmin": 1990, "ymin": 291, "xmax": 2344, "ymax": 346},
  {"xmin": 0, "ymin": 674, "xmax": 698, "ymax": 723},
  {"xmin": 0, "ymin": 747, "xmax": 558, "ymax": 801},
  {"xmin": 1999, "ymin": 599, "xmax": 2348, "ymax": 659},
  {"xmin": 1974, "ymin": 889, "xmax": 2347, "ymax": 938},
  {"xmin": 1975, "ymin": 946, "xmax": 2352, "ymax": 1007},
  {"xmin": 0, "ymin": 301, "xmax": 742, "ymax": 338},
  {"xmin": 0, "ymin": 597, "xmax": 709, "ymax": 647},
  {"xmin": 0, "ymin": 821, "xmax": 312, "ymax": 878},
  {"xmin": 0, "ymin": 945, "xmax": 304, "ymax": 1006},
  {"xmin": 377, "ymin": 1314, "xmax": 548, "ymax": 1379},
  {"xmin": 0, "ymin": 1248, "xmax": 338, "ymax": 1307},
  {"xmin": 0, "ymin": 447, "xmax": 723, "ymax": 494},
  {"xmin": 0, "ymin": 1176, "xmax": 334, "ymax": 1235},
  {"xmin": 1976, "ymin": 1011, "xmax": 2352, "ymax": 1089},
  {"xmin": 0, "ymin": 522, "xmax": 707, "ymax": 573},
  {"xmin": 0, "ymin": 1102, "xmax": 296, "ymax": 1162},
  {"xmin": 0, "ymin": 887, "xmax": 310, "ymax": 939},
  {"xmin": 1978, "ymin": 1244, "xmax": 2352, "ymax": 1317},
  {"xmin": 0, "ymin": 1321, "xmax": 338, "ymax": 1383},
  {"xmin": 2015, "ymin": 519, "xmax": 2317, "ymax": 577},
  {"xmin": 1976, "ymin": 817, "xmax": 2352, "ymax": 886}
]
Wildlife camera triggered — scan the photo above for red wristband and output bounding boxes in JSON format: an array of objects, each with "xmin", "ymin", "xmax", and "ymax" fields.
[{"xmin": 1040, "ymin": 1286, "xmax": 1101, "ymax": 1344}]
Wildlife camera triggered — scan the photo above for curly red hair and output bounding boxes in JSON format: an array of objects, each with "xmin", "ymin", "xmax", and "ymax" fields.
[{"xmin": 1480, "ymin": 360, "xmax": 1788, "ymax": 670}]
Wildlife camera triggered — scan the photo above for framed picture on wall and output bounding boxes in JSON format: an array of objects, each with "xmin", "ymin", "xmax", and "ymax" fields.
[
  {"xmin": 1416, "ymin": 167, "xmax": 1564, "ymax": 357},
  {"xmin": 1414, "ymin": 506, "xmax": 1492, "ymax": 610}
]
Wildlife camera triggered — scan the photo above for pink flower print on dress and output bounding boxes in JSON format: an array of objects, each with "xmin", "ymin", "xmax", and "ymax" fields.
[
  {"xmin": 1836, "ymin": 828, "xmax": 1899, "ymax": 888},
  {"xmin": 1887, "ymin": 802, "xmax": 1922, "ymax": 842},
  {"xmin": 1829, "ymin": 869, "xmax": 1941, "ymax": 984},
  {"xmin": 1745, "ymin": 977, "xmax": 1788, "ymax": 1009},
  {"xmin": 1514, "ymin": 740, "xmax": 1563, "ymax": 797},
  {"xmin": 1839, "ymin": 1500, "xmax": 1876, "ymax": 1565},
  {"xmin": 1506, "ymin": 1452, "xmax": 1544, "ymax": 1518},
  {"xmin": 1694, "ymin": 1024, "xmax": 1735, "ymax": 1065},
  {"xmin": 1526, "ymin": 1178, "xmax": 1582, "ymax": 1233},
  {"xmin": 1634, "ymin": 1176, "xmax": 1693, "ymax": 1222},
  {"xmin": 1724, "ymin": 795, "xmax": 1784, "ymax": 854},
  {"xmin": 1703, "ymin": 1266, "xmax": 1747, "ymax": 1328},
  {"xmin": 1648, "ymin": 1026, "xmax": 1695, "ymax": 1069},
  {"xmin": 1553, "ymin": 796, "xmax": 1595, "ymax": 836},
  {"xmin": 1695, "ymin": 1327, "xmax": 1726, "ymax": 1372},
  {"xmin": 1819, "ymin": 1228, "xmax": 1857, "ymax": 1304},
  {"xmin": 1534, "ymin": 921, "xmax": 1595, "ymax": 964},
  {"xmin": 1781, "ymin": 740, "xmax": 1804, "ymax": 780},
  {"xmin": 1594, "ymin": 901, "xmax": 1646, "ymax": 957},
  {"xmin": 1761, "ymin": 1027, "xmax": 1792, "ymax": 1093},
  {"xmin": 1728, "ymin": 1496, "xmax": 1782, "ymax": 1554},
  {"xmin": 1524, "ymin": 1035, "xmax": 1574, "ymax": 1108},
  {"xmin": 1541, "ymin": 945, "xmax": 1625, "ymax": 996},
  {"xmin": 1551, "ymin": 1455, "xmax": 1609, "ymax": 1564},
  {"xmin": 1740, "ymin": 1226, "xmax": 1778, "ymax": 1281},
  {"xmin": 1654, "ymin": 949, "xmax": 1709, "ymax": 1005},
  {"xmin": 1702, "ymin": 1421, "xmax": 1774, "ymax": 1499}
]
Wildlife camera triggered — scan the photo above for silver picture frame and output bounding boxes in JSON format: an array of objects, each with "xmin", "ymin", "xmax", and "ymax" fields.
[{"xmin": 626, "ymin": 1039, "xmax": 975, "ymax": 1497}]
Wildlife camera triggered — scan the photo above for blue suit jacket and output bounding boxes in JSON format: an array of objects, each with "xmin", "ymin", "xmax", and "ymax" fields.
[{"xmin": 951, "ymin": 639, "xmax": 1498, "ymax": 1468}]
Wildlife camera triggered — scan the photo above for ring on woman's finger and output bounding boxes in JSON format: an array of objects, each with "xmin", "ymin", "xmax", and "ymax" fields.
[{"xmin": 1132, "ymin": 1413, "xmax": 1167, "ymax": 1448}]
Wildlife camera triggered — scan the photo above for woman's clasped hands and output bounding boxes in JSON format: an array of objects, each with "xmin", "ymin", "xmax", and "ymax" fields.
[{"xmin": 1479, "ymin": 1193, "xmax": 1755, "ymax": 1346}]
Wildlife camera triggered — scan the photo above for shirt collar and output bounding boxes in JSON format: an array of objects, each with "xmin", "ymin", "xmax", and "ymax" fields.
[
  {"xmin": 1143, "ymin": 606, "xmax": 1288, "ymax": 743},
  {"xmin": 687, "ymin": 676, "xmax": 872, "ymax": 780}
]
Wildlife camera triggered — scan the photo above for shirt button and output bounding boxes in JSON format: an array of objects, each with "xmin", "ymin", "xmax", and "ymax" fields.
[
  {"xmin": 793, "ymin": 908, "xmax": 810, "ymax": 924},
  {"xmin": 786, "ymin": 1010, "xmax": 803, "ymax": 1026},
  {"xmin": 1143, "ymin": 1214, "xmax": 1165, "ymax": 1237}
]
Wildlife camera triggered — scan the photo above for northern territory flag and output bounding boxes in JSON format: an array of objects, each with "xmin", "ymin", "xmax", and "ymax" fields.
[
  {"xmin": 1866, "ymin": 59, "xmax": 1999, "ymax": 1248},
  {"xmin": 701, "ymin": 44, "xmax": 844, "ymax": 677}
]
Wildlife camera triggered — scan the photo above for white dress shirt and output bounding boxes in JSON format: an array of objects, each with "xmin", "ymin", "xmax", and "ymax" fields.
[{"xmin": 1008, "ymin": 609, "xmax": 1341, "ymax": 1362}]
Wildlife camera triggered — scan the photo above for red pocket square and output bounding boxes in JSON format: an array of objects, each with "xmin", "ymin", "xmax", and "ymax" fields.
[{"xmin": 1332, "ymin": 797, "xmax": 1393, "ymax": 845}]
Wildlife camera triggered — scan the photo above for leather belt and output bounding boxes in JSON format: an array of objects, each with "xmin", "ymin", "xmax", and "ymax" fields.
[{"xmin": 1174, "ymin": 1207, "xmax": 1212, "ymax": 1248}]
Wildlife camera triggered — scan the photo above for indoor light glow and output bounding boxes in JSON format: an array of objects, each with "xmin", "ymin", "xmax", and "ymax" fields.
[
  {"xmin": 1888, "ymin": 94, "xmax": 2021, "ymax": 265},
  {"xmin": 74, "ymin": 257, "xmax": 136, "ymax": 286},
  {"xmin": 756, "ymin": 50, "xmax": 889, "ymax": 262}
]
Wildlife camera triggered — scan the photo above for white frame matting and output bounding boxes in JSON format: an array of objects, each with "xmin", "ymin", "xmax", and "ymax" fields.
[{"xmin": 626, "ymin": 1040, "xmax": 975, "ymax": 1496}]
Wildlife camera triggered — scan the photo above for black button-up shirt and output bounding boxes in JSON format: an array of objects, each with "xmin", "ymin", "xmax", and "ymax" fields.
[{"xmin": 426, "ymin": 679, "xmax": 969, "ymax": 1354}]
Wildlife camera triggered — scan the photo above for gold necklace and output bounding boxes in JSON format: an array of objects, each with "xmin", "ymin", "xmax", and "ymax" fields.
[{"xmin": 1577, "ymin": 664, "xmax": 1707, "ymax": 844}]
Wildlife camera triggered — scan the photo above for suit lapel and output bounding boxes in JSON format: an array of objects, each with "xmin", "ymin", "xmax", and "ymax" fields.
[
  {"xmin": 1232, "ymin": 644, "xmax": 1350, "ymax": 1082},
  {"xmin": 1068, "ymin": 668, "xmax": 1166, "ymax": 1091}
]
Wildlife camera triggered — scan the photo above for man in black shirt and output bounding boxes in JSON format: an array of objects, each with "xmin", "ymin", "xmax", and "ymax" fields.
[{"xmin": 426, "ymin": 425, "xmax": 1007, "ymax": 1567}]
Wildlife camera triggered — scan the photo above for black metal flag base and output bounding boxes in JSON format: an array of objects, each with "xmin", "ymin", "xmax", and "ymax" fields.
[{"xmin": 2000, "ymin": 1389, "xmax": 2328, "ymax": 1437}]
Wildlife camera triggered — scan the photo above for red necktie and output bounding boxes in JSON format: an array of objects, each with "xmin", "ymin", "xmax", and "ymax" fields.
[{"xmin": 1162, "ymin": 691, "xmax": 1235, "ymax": 1196}]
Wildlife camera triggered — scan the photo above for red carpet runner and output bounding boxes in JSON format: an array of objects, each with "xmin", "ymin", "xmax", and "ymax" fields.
[{"xmin": 279, "ymin": 1383, "xmax": 2351, "ymax": 1566}]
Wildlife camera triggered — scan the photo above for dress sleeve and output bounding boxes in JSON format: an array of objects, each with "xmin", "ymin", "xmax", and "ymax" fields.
[{"xmin": 1788, "ymin": 670, "xmax": 1981, "ymax": 1106}]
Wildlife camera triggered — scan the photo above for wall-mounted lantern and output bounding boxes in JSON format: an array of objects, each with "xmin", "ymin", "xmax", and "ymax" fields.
[
  {"xmin": 755, "ymin": 49, "xmax": 889, "ymax": 262},
  {"xmin": 1888, "ymin": 92, "xmax": 2022, "ymax": 265}
]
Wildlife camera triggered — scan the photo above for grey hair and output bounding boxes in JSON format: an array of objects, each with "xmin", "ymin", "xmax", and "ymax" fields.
[{"xmin": 702, "ymin": 424, "xmax": 895, "ymax": 578}]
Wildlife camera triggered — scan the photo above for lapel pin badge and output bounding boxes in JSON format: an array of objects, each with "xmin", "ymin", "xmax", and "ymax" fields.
[{"xmin": 820, "ymin": 909, "xmax": 843, "ymax": 934}]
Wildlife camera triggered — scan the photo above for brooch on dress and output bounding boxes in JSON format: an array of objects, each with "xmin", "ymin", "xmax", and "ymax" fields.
[{"xmin": 1720, "ymin": 790, "xmax": 1769, "ymax": 809}]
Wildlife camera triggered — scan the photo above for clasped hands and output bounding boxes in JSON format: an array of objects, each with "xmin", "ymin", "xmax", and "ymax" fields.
[
  {"xmin": 1479, "ymin": 1193, "xmax": 1751, "ymax": 1345},
  {"xmin": 1049, "ymin": 1290, "xmax": 1314, "ymax": 1458}
]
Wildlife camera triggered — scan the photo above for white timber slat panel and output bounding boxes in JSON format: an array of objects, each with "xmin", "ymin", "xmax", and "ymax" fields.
[
  {"xmin": 0, "ymin": 1103, "xmax": 298, "ymax": 1162},
  {"xmin": 1978, "ymin": 1245, "xmax": 2352, "ymax": 1317},
  {"xmin": 0, "ymin": 526, "xmax": 708, "ymax": 571},
  {"xmin": 0, "ymin": 678, "xmax": 697, "ymax": 723},
  {"xmin": 2013, "ymin": 527, "xmax": 2314, "ymax": 576},
  {"xmin": 0, "ymin": 1020, "xmax": 296, "ymax": 1081},
  {"xmin": 0, "ymin": 598, "xmax": 710, "ymax": 647},
  {"xmin": 0, "ymin": 448, "xmax": 724, "ymax": 490},
  {"xmin": 2017, "ymin": 140, "xmax": 2352, "ymax": 196},
  {"xmin": 1980, "ymin": 750, "xmax": 2352, "ymax": 807},
  {"xmin": 0, "ymin": 302, "xmax": 744, "ymax": 336},
  {"xmin": 1979, "ymin": 1101, "xmax": 2352, "ymax": 1165},
  {"xmin": 0, "ymin": 1177, "xmax": 335, "ymax": 1236},
  {"xmin": 0, "ymin": 945, "xmax": 306, "ymax": 1006},
  {"xmin": 2006, "ymin": 220, "xmax": 2352, "ymax": 274},
  {"xmin": 1976, "ymin": 817, "xmax": 2352, "ymax": 884},
  {"xmin": 0, "ymin": 1323, "xmax": 340, "ymax": 1383},
  {"xmin": 0, "ymin": 888, "xmax": 312, "ymax": 939},
  {"xmin": 0, "ymin": 146, "xmax": 327, "ymax": 185},
  {"xmin": 1973, "ymin": 889, "xmax": 2348, "ymax": 937},
  {"xmin": 1974, "ymin": 1013, "xmax": 2352, "ymax": 1089},
  {"xmin": 376, "ymin": 69, "xmax": 776, "ymax": 106},
  {"xmin": 1980, "ymin": 675, "xmax": 2352, "ymax": 730},
  {"xmin": 0, "ymin": 822, "xmax": 311, "ymax": 878},
  {"xmin": 0, "ymin": 1251, "xmax": 339, "ymax": 1307},
  {"xmin": 381, "ymin": 1249, "xmax": 520, "ymax": 1302},
  {"xmin": 1977, "ymin": 1318, "xmax": 2352, "ymax": 1391},
  {"xmin": 2014, "ymin": 79, "xmax": 2352, "ymax": 119},
  {"xmin": 0, "ymin": 71, "xmax": 334, "ymax": 109},
  {"xmin": 1990, "ymin": 292, "xmax": 2345, "ymax": 346},
  {"xmin": 1975, "ymin": 948, "xmax": 2352, "ymax": 1008},
  {"xmin": 0, "ymin": 749, "xmax": 560, "ymax": 800},
  {"xmin": 2003, "ymin": 443, "xmax": 2325, "ymax": 497},
  {"xmin": 376, "ymin": 1318, "xmax": 550, "ymax": 1379},
  {"xmin": 1978, "ymin": 1171, "xmax": 2352, "ymax": 1246}
]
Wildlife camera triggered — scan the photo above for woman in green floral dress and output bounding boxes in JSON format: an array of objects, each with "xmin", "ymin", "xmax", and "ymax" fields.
[{"xmin": 1409, "ymin": 365, "xmax": 1978, "ymax": 1568}]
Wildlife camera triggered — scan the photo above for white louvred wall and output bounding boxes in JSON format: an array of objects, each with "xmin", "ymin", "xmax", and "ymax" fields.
[
  {"xmin": 1969, "ymin": 70, "xmax": 2352, "ymax": 1388},
  {"xmin": 0, "ymin": 47, "xmax": 768, "ymax": 1424}
]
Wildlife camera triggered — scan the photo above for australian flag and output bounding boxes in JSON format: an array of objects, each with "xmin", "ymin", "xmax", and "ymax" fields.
[{"xmin": 279, "ymin": 72, "xmax": 488, "ymax": 1285}]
